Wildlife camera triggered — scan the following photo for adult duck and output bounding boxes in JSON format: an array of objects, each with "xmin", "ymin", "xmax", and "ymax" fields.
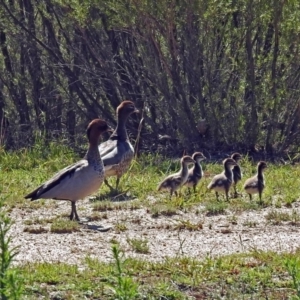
[
  {"xmin": 25, "ymin": 119, "xmax": 110, "ymax": 221},
  {"xmin": 99, "ymin": 101, "xmax": 139, "ymax": 191}
]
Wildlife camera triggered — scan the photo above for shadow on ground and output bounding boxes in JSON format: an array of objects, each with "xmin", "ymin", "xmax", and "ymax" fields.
[{"xmin": 89, "ymin": 189, "xmax": 135, "ymax": 202}]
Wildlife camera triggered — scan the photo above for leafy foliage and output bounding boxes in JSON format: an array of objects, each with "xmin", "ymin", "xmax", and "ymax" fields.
[{"xmin": 0, "ymin": 0, "xmax": 299, "ymax": 154}]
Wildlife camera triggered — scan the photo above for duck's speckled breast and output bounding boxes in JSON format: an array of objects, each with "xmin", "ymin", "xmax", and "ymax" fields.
[{"xmin": 105, "ymin": 141, "xmax": 134, "ymax": 177}]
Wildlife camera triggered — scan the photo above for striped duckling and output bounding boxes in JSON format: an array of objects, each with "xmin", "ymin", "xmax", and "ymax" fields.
[
  {"xmin": 99, "ymin": 100, "xmax": 139, "ymax": 191},
  {"xmin": 25, "ymin": 119, "xmax": 110, "ymax": 221},
  {"xmin": 231, "ymin": 152, "xmax": 243, "ymax": 197},
  {"xmin": 184, "ymin": 152, "xmax": 206, "ymax": 193},
  {"xmin": 158, "ymin": 155, "xmax": 195, "ymax": 198},
  {"xmin": 207, "ymin": 158, "xmax": 237, "ymax": 201},
  {"xmin": 243, "ymin": 161, "xmax": 267, "ymax": 203}
]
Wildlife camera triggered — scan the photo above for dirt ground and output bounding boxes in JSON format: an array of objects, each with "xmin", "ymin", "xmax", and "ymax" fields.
[{"xmin": 9, "ymin": 197, "xmax": 300, "ymax": 266}]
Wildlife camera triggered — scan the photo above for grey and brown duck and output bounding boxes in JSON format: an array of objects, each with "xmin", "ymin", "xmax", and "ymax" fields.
[
  {"xmin": 207, "ymin": 158, "xmax": 237, "ymax": 201},
  {"xmin": 25, "ymin": 119, "xmax": 111, "ymax": 221},
  {"xmin": 99, "ymin": 100, "xmax": 139, "ymax": 192},
  {"xmin": 184, "ymin": 152, "xmax": 206, "ymax": 193},
  {"xmin": 158, "ymin": 156, "xmax": 195, "ymax": 198},
  {"xmin": 243, "ymin": 161, "xmax": 267, "ymax": 203},
  {"xmin": 231, "ymin": 152, "xmax": 243, "ymax": 198}
]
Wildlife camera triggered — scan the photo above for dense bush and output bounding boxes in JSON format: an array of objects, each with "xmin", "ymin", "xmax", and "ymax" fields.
[{"xmin": 0, "ymin": 0, "xmax": 299, "ymax": 156}]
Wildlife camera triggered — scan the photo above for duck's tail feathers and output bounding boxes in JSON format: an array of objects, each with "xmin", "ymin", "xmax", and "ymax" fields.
[{"xmin": 24, "ymin": 186, "xmax": 42, "ymax": 201}]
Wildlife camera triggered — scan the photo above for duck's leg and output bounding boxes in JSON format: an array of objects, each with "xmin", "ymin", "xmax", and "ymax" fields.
[
  {"xmin": 70, "ymin": 201, "xmax": 80, "ymax": 221},
  {"xmin": 248, "ymin": 194, "xmax": 252, "ymax": 201},
  {"xmin": 193, "ymin": 185, "xmax": 196, "ymax": 194},
  {"xmin": 104, "ymin": 178, "xmax": 115, "ymax": 191},
  {"xmin": 115, "ymin": 176, "xmax": 121, "ymax": 190},
  {"xmin": 104, "ymin": 176, "xmax": 121, "ymax": 193},
  {"xmin": 174, "ymin": 191, "xmax": 178, "ymax": 197},
  {"xmin": 215, "ymin": 192, "xmax": 219, "ymax": 201},
  {"xmin": 233, "ymin": 184, "xmax": 238, "ymax": 198},
  {"xmin": 225, "ymin": 189, "xmax": 229, "ymax": 201},
  {"xmin": 69, "ymin": 202, "xmax": 74, "ymax": 220},
  {"xmin": 170, "ymin": 183, "xmax": 176, "ymax": 198},
  {"xmin": 259, "ymin": 191, "xmax": 263, "ymax": 204}
]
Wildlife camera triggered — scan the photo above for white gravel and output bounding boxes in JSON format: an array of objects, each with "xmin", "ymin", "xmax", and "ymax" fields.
[{"xmin": 9, "ymin": 198, "xmax": 300, "ymax": 266}]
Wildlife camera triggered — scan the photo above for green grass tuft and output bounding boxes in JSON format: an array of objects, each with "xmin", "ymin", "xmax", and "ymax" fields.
[
  {"xmin": 204, "ymin": 200, "xmax": 228, "ymax": 216},
  {"xmin": 50, "ymin": 219, "xmax": 80, "ymax": 233},
  {"xmin": 127, "ymin": 237, "xmax": 150, "ymax": 254}
]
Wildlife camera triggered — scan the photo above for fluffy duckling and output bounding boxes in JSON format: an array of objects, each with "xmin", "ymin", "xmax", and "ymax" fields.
[
  {"xmin": 99, "ymin": 101, "xmax": 139, "ymax": 191},
  {"xmin": 231, "ymin": 152, "xmax": 243, "ymax": 197},
  {"xmin": 184, "ymin": 152, "xmax": 206, "ymax": 193},
  {"xmin": 158, "ymin": 156, "xmax": 195, "ymax": 197},
  {"xmin": 207, "ymin": 158, "xmax": 237, "ymax": 201},
  {"xmin": 25, "ymin": 119, "xmax": 110, "ymax": 221},
  {"xmin": 243, "ymin": 161, "xmax": 267, "ymax": 203}
]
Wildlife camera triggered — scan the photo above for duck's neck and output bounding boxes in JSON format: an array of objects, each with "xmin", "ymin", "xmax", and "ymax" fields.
[
  {"xmin": 110, "ymin": 115, "xmax": 129, "ymax": 141},
  {"xmin": 193, "ymin": 160, "xmax": 203, "ymax": 177},
  {"xmin": 224, "ymin": 165, "xmax": 233, "ymax": 182},
  {"xmin": 257, "ymin": 168, "xmax": 264, "ymax": 181},
  {"xmin": 85, "ymin": 142, "xmax": 101, "ymax": 162},
  {"xmin": 180, "ymin": 163, "xmax": 189, "ymax": 182}
]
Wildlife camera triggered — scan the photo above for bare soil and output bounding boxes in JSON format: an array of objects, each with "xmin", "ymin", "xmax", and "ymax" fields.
[{"xmin": 9, "ymin": 198, "xmax": 300, "ymax": 266}]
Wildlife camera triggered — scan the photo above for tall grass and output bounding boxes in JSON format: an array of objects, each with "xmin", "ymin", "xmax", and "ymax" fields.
[
  {"xmin": 108, "ymin": 245, "xmax": 139, "ymax": 299},
  {"xmin": 0, "ymin": 196, "xmax": 23, "ymax": 299},
  {"xmin": 285, "ymin": 257, "xmax": 300, "ymax": 299}
]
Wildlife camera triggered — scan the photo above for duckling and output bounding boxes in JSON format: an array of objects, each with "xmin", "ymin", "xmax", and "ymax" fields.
[
  {"xmin": 207, "ymin": 158, "xmax": 237, "ymax": 201},
  {"xmin": 158, "ymin": 156, "xmax": 195, "ymax": 198},
  {"xmin": 243, "ymin": 161, "xmax": 267, "ymax": 203},
  {"xmin": 25, "ymin": 119, "xmax": 110, "ymax": 221},
  {"xmin": 231, "ymin": 152, "xmax": 243, "ymax": 198},
  {"xmin": 99, "ymin": 101, "xmax": 139, "ymax": 191},
  {"xmin": 184, "ymin": 152, "xmax": 206, "ymax": 193}
]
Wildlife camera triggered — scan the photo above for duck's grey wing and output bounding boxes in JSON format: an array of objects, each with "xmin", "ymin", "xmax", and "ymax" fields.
[
  {"xmin": 101, "ymin": 141, "xmax": 132, "ymax": 167},
  {"xmin": 207, "ymin": 174, "xmax": 226, "ymax": 189},
  {"xmin": 99, "ymin": 139, "xmax": 117, "ymax": 158},
  {"xmin": 158, "ymin": 172, "xmax": 182, "ymax": 189},
  {"xmin": 244, "ymin": 176, "xmax": 259, "ymax": 189},
  {"xmin": 24, "ymin": 160, "xmax": 88, "ymax": 200}
]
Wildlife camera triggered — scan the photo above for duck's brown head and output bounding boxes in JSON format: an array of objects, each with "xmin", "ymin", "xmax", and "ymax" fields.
[
  {"xmin": 192, "ymin": 152, "xmax": 206, "ymax": 162},
  {"xmin": 87, "ymin": 119, "xmax": 111, "ymax": 145},
  {"xmin": 117, "ymin": 100, "xmax": 139, "ymax": 118},
  {"xmin": 223, "ymin": 158, "xmax": 237, "ymax": 169},
  {"xmin": 181, "ymin": 155, "xmax": 196, "ymax": 165},
  {"xmin": 257, "ymin": 161, "xmax": 267, "ymax": 172},
  {"xmin": 231, "ymin": 152, "xmax": 242, "ymax": 162}
]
